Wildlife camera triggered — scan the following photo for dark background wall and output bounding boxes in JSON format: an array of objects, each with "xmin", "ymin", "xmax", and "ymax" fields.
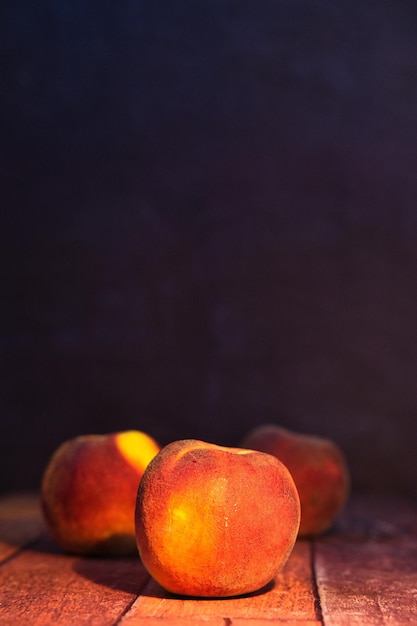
[{"xmin": 2, "ymin": 0, "xmax": 417, "ymax": 495}]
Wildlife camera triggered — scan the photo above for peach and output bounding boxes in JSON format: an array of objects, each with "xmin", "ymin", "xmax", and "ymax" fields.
[
  {"xmin": 135, "ymin": 439, "xmax": 300, "ymax": 597},
  {"xmin": 241, "ymin": 425, "xmax": 350, "ymax": 536},
  {"xmin": 41, "ymin": 430, "xmax": 160, "ymax": 555}
]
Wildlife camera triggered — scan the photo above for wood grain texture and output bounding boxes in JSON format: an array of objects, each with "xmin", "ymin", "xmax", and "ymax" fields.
[
  {"xmin": 120, "ymin": 541, "xmax": 320, "ymax": 624},
  {"xmin": 0, "ymin": 534, "xmax": 149, "ymax": 626},
  {"xmin": 315, "ymin": 494, "xmax": 417, "ymax": 626},
  {"xmin": 0, "ymin": 493, "xmax": 416, "ymax": 624},
  {"xmin": 128, "ymin": 620, "xmax": 320, "ymax": 626}
]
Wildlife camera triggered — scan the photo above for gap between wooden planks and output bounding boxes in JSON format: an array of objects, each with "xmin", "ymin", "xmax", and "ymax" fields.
[{"xmin": 0, "ymin": 493, "xmax": 416, "ymax": 625}]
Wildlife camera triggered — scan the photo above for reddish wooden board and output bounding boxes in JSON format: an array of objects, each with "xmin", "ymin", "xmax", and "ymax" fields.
[
  {"xmin": 0, "ymin": 493, "xmax": 416, "ymax": 625},
  {"xmin": 315, "ymin": 494, "xmax": 417, "ymax": 626},
  {"xmin": 0, "ymin": 533, "xmax": 149, "ymax": 626}
]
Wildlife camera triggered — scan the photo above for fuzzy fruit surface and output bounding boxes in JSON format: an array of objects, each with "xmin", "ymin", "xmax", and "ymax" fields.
[
  {"xmin": 241, "ymin": 425, "xmax": 350, "ymax": 536},
  {"xmin": 135, "ymin": 439, "xmax": 300, "ymax": 597},
  {"xmin": 41, "ymin": 430, "xmax": 160, "ymax": 555}
]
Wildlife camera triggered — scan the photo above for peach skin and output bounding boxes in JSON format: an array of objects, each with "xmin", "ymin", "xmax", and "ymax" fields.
[
  {"xmin": 41, "ymin": 430, "xmax": 160, "ymax": 555},
  {"xmin": 135, "ymin": 439, "xmax": 300, "ymax": 597},
  {"xmin": 241, "ymin": 425, "xmax": 350, "ymax": 536}
]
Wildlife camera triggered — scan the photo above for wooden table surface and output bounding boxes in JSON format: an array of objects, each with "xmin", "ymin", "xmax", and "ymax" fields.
[{"xmin": 0, "ymin": 492, "xmax": 416, "ymax": 626}]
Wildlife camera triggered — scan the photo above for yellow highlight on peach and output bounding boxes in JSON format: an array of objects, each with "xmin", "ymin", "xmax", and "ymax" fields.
[
  {"xmin": 159, "ymin": 493, "xmax": 217, "ymax": 575},
  {"xmin": 116, "ymin": 430, "xmax": 160, "ymax": 471}
]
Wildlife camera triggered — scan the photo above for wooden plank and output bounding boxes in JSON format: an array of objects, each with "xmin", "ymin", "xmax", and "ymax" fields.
[
  {"xmin": 0, "ymin": 492, "xmax": 44, "ymax": 562},
  {"xmin": 0, "ymin": 533, "xmax": 150, "ymax": 626},
  {"xmin": 1, "ymin": 492, "xmax": 416, "ymax": 625},
  {"xmin": 315, "ymin": 494, "xmax": 417, "ymax": 626},
  {"xmin": 127, "ymin": 615, "xmax": 321, "ymax": 626},
  {"xmin": 120, "ymin": 540, "xmax": 321, "ymax": 625}
]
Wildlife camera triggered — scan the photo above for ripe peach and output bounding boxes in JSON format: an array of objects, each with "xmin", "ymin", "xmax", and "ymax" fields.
[
  {"xmin": 41, "ymin": 430, "xmax": 160, "ymax": 555},
  {"xmin": 135, "ymin": 439, "xmax": 300, "ymax": 597},
  {"xmin": 241, "ymin": 425, "xmax": 350, "ymax": 536}
]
